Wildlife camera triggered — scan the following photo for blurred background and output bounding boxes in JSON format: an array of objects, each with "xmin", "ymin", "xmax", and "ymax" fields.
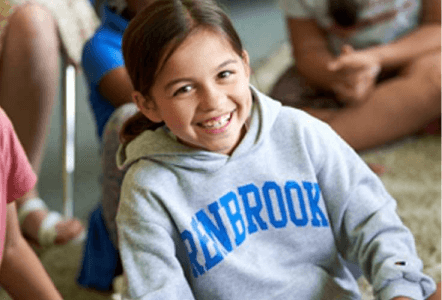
[{"xmin": 38, "ymin": 0, "xmax": 288, "ymax": 222}]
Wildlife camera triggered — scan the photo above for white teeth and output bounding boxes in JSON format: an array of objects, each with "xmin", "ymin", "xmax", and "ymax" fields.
[{"xmin": 200, "ymin": 113, "xmax": 231, "ymax": 129}]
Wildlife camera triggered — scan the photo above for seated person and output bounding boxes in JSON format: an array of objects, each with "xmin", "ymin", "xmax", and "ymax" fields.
[
  {"xmin": 77, "ymin": 0, "xmax": 150, "ymax": 291},
  {"xmin": 0, "ymin": 107, "xmax": 63, "ymax": 299},
  {"xmin": 0, "ymin": 0, "xmax": 99, "ymax": 248},
  {"xmin": 270, "ymin": 0, "xmax": 441, "ymax": 151},
  {"xmin": 116, "ymin": 1, "xmax": 441, "ymax": 299}
]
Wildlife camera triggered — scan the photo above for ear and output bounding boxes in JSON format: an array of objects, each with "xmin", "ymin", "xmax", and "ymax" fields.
[
  {"xmin": 241, "ymin": 50, "xmax": 251, "ymax": 79},
  {"xmin": 132, "ymin": 91, "xmax": 163, "ymax": 123}
]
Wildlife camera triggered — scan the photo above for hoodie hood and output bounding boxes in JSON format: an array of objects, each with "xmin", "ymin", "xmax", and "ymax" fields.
[{"xmin": 116, "ymin": 85, "xmax": 281, "ymax": 173}]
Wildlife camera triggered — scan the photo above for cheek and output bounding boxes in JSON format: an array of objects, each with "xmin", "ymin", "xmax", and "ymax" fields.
[
  {"xmin": 235, "ymin": 74, "xmax": 251, "ymax": 95},
  {"xmin": 235, "ymin": 84, "xmax": 252, "ymax": 107},
  {"xmin": 165, "ymin": 104, "xmax": 195, "ymax": 128}
]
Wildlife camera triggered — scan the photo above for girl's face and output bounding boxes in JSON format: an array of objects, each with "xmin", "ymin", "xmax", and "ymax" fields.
[{"xmin": 136, "ymin": 28, "xmax": 252, "ymax": 155}]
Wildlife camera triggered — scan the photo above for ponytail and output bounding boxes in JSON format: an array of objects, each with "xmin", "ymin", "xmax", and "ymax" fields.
[{"xmin": 119, "ymin": 112, "xmax": 164, "ymax": 145}]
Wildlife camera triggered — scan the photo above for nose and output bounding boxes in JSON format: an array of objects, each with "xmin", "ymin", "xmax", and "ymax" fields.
[{"xmin": 198, "ymin": 85, "xmax": 226, "ymax": 112}]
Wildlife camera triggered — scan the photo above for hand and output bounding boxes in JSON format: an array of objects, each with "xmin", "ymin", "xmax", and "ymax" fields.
[
  {"xmin": 328, "ymin": 45, "xmax": 381, "ymax": 104},
  {"xmin": 329, "ymin": 45, "xmax": 381, "ymax": 73}
]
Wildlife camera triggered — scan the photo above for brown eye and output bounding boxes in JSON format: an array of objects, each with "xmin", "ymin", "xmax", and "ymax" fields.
[
  {"xmin": 174, "ymin": 85, "xmax": 192, "ymax": 96},
  {"xmin": 218, "ymin": 70, "xmax": 232, "ymax": 79}
]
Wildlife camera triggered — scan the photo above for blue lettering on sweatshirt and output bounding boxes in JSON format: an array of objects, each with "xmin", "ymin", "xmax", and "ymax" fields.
[
  {"xmin": 180, "ymin": 180, "xmax": 329, "ymax": 278},
  {"xmin": 263, "ymin": 181, "xmax": 288, "ymax": 228},
  {"xmin": 196, "ymin": 202, "xmax": 233, "ymax": 254},
  {"xmin": 285, "ymin": 181, "xmax": 309, "ymax": 226},
  {"xmin": 238, "ymin": 184, "xmax": 268, "ymax": 234},
  {"xmin": 181, "ymin": 229, "xmax": 205, "ymax": 277},
  {"xmin": 303, "ymin": 181, "xmax": 329, "ymax": 227},
  {"xmin": 219, "ymin": 192, "xmax": 246, "ymax": 247}
]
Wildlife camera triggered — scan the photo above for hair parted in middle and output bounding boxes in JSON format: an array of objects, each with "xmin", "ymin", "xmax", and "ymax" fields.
[{"xmin": 120, "ymin": 0, "xmax": 245, "ymax": 144}]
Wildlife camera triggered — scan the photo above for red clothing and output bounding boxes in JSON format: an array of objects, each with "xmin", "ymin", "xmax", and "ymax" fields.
[{"xmin": 0, "ymin": 107, "xmax": 37, "ymax": 258}]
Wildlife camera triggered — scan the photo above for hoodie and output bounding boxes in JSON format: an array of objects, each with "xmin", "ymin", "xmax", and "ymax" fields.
[{"xmin": 116, "ymin": 85, "xmax": 436, "ymax": 300}]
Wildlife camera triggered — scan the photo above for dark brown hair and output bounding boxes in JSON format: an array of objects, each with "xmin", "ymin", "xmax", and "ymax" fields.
[
  {"xmin": 329, "ymin": 0, "xmax": 361, "ymax": 27},
  {"xmin": 120, "ymin": 0, "xmax": 244, "ymax": 144}
]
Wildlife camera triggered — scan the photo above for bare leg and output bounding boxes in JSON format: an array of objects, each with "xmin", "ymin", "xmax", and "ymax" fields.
[
  {"xmin": 305, "ymin": 51, "xmax": 441, "ymax": 151},
  {"xmin": 428, "ymin": 282, "xmax": 441, "ymax": 300},
  {"xmin": 0, "ymin": 4, "xmax": 84, "ymax": 245},
  {"xmin": 0, "ymin": 203, "xmax": 63, "ymax": 300}
]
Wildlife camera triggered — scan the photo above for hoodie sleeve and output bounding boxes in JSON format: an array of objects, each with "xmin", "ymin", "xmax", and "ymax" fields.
[
  {"xmin": 301, "ymin": 115, "xmax": 436, "ymax": 300},
  {"xmin": 116, "ymin": 165, "xmax": 196, "ymax": 300}
]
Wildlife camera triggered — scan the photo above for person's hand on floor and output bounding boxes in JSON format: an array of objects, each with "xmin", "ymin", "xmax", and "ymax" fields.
[
  {"xmin": 367, "ymin": 163, "xmax": 386, "ymax": 176},
  {"xmin": 328, "ymin": 45, "xmax": 381, "ymax": 104}
]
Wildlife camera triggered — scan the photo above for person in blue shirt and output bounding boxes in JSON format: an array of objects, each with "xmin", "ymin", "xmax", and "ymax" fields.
[
  {"xmin": 83, "ymin": 0, "xmax": 133, "ymax": 141},
  {"xmin": 78, "ymin": 0, "xmax": 151, "ymax": 291}
]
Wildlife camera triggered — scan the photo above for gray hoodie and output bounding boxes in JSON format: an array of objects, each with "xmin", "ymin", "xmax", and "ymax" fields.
[{"xmin": 116, "ymin": 86, "xmax": 436, "ymax": 300}]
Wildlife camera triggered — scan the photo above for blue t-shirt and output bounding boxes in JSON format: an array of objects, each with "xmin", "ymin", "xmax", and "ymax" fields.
[{"xmin": 82, "ymin": 5, "xmax": 129, "ymax": 141}]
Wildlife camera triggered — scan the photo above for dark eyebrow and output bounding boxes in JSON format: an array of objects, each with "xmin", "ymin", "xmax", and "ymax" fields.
[
  {"xmin": 216, "ymin": 59, "xmax": 237, "ymax": 71},
  {"xmin": 164, "ymin": 59, "xmax": 238, "ymax": 92}
]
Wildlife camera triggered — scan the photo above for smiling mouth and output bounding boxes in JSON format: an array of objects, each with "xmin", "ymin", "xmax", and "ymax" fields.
[{"xmin": 198, "ymin": 112, "xmax": 233, "ymax": 129}]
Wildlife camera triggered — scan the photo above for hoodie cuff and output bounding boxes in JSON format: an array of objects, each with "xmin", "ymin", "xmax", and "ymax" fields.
[{"xmin": 378, "ymin": 279, "xmax": 434, "ymax": 300}]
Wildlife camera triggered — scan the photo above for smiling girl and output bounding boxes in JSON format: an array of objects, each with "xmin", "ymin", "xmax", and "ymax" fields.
[{"xmin": 115, "ymin": 0, "xmax": 439, "ymax": 299}]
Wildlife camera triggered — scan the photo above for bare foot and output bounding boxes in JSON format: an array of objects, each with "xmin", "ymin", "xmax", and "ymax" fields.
[
  {"xmin": 367, "ymin": 163, "xmax": 386, "ymax": 176},
  {"xmin": 16, "ymin": 191, "xmax": 85, "ymax": 247}
]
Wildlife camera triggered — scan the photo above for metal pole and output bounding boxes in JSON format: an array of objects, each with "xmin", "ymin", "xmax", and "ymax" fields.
[{"xmin": 61, "ymin": 56, "xmax": 76, "ymax": 219}]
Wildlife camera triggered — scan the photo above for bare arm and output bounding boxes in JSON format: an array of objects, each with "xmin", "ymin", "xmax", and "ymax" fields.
[
  {"xmin": 0, "ymin": 202, "xmax": 62, "ymax": 300},
  {"xmin": 288, "ymin": 0, "xmax": 441, "ymax": 86},
  {"xmin": 334, "ymin": 0, "xmax": 441, "ymax": 70},
  {"xmin": 381, "ymin": 0, "xmax": 441, "ymax": 68},
  {"xmin": 98, "ymin": 66, "xmax": 134, "ymax": 108},
  {"xmin": 287, "ymin": 18, "xmax": 379, "ymax": 102},
  {"xmin": 286, "ymin": 17, "xmax": 339, "ymax": 90},
  {"xmin": 348, "ymin": 27, "xmax": 440, "ymax": 71}
]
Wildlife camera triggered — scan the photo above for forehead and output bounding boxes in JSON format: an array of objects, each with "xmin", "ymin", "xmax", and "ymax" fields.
[{"xmin": 160, "ymin": 28, "xmax": 239, "ymax": 71}]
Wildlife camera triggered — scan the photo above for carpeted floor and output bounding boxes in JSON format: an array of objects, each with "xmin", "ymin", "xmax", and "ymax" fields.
[{"xmin": 0, "ymin": 43, "xmax": 439, "ymax": 300}]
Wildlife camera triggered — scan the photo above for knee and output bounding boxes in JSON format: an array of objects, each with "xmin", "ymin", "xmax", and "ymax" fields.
[
  {"xmin": 403, "ymin": 52, "xmax": 441, "ymax": 110},
  {"xmin": 422, "ymin": 52, "xmax": 442, "ymax": 102},
  {"xmin": 6, "ymin": 4, "xmax": 59, "ymax": 49}
]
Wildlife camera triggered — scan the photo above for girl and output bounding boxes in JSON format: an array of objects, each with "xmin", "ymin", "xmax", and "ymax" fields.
[
  {"xmin": 270, "ymin": 0, "xmax": 441, "ymax": 151},
  {"xmin": 116, "ymin": 0, "xmax": 439, "ymax": 299},
  {"xmin": 0, "ymin": 107, "xmax": 63, "ymax": 299}
]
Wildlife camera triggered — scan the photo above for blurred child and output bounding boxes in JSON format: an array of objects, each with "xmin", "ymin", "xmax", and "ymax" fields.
[
  {"xmin": 77, "ymin": 0, "xmax": 152, "ymax": 291},
  {"xmin": 270, "ymin": 0, "xmax": 441, "ymax": 151},
  {"xmin": 0, "ymin": 0, "xmax": 98, "ymax": 250},
  {"xmin": 81, "ymin": 0, "xmax": 153, "ymax": 248},
  {"xmin": 0, "ymin": 107, "xmax": 62, "ymax": 299},
  {"xmin": 115, "ymin": 0, "xmax": 440, "ymax": 299}
]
